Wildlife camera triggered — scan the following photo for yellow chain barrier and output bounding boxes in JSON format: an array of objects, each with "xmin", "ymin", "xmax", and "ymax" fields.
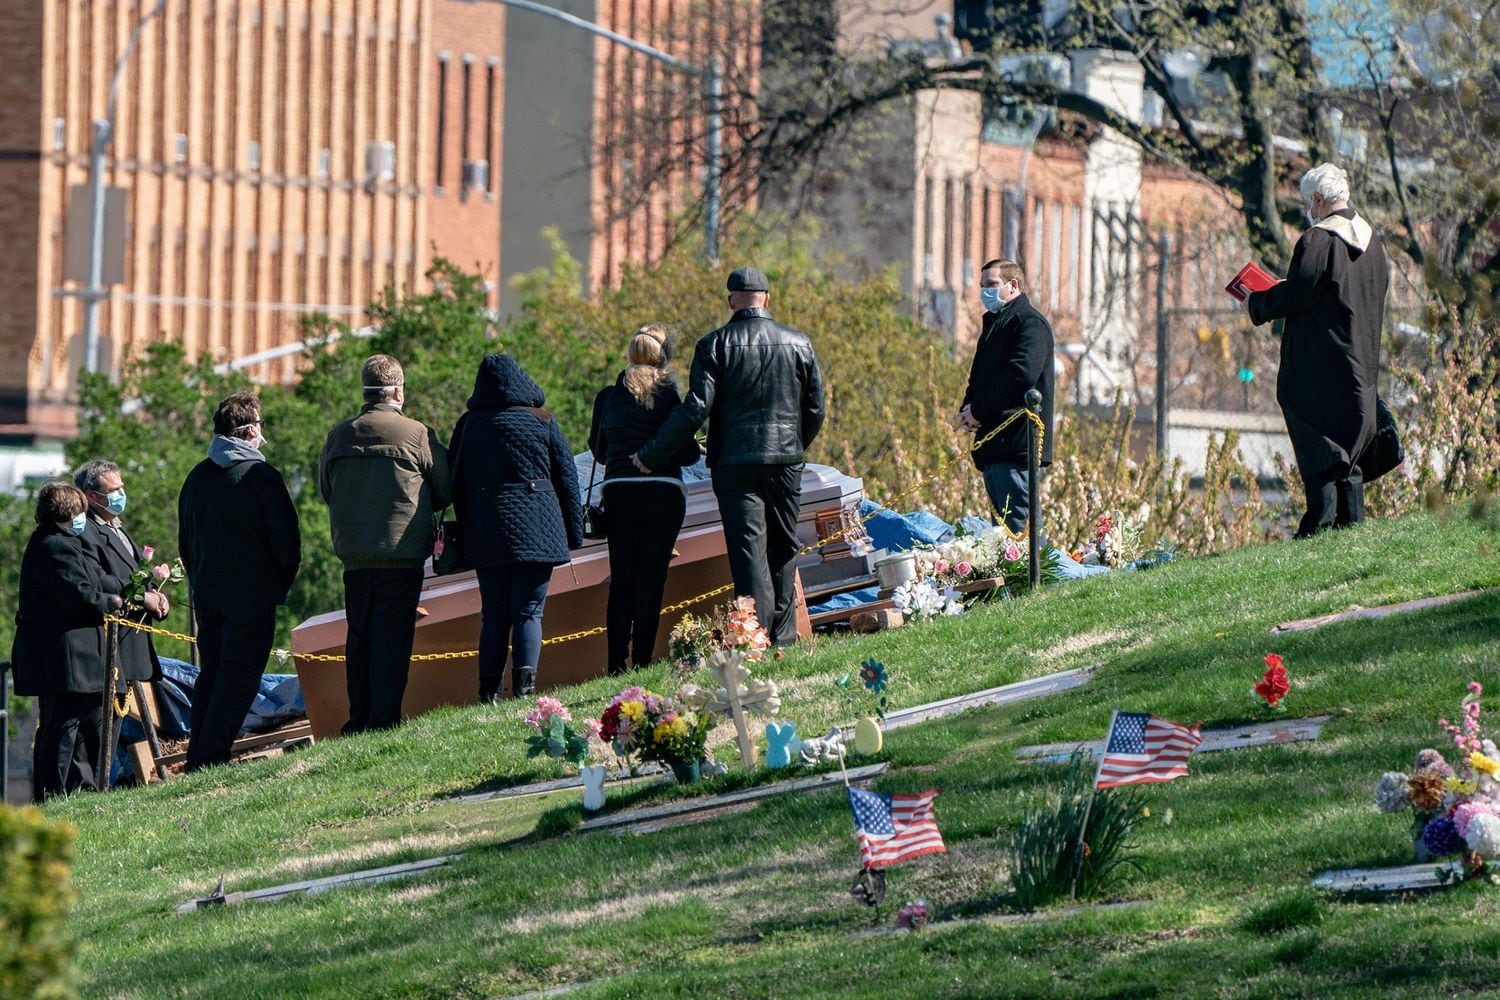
[{"xmin": 101, "ymin": 409, "xmax": 1046, "ymax": 662}]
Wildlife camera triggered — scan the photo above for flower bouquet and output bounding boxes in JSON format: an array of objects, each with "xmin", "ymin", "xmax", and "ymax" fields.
[
  {"xmin": 1251, "ymin": 654, "xmax": 1290, "ymax": 714},
  {"xmin": 1372, "ymin": 681, "xmax": 1500, "ymax": 875},
  {"xmin": 522, "ymin": 697, "xmax": 598, "ymax": 770},
  {"xmin": 124, "ymin": 547, "xmax": 185, "ymax": 610},
  {"xmin": 598, "ymin": 685, "xmax": 715, "ymax": 782},
  {"xmin": 667, "ymin": 596, "xmax": 771, "ymax": 672}
]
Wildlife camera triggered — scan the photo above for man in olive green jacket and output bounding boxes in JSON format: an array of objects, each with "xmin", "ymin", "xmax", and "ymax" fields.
[{"xmin": 319, "ymin": 355, "xmax": 451, "ymax": 733}]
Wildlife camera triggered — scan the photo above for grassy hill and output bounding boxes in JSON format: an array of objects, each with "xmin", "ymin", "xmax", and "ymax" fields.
[{"xmin": 45, "ymin": 508, "xmax": 1500, "ymax": 998}]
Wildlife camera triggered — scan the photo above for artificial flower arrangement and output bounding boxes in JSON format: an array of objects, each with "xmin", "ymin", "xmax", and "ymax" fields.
[
  {"xmin": 1372, "ymin": 681, "xmax": 1500, "ymax": 874},
  {"xmin": 667, "ymin": 596, "xmax": 772, "ymax": 668},
  {"xmin": 597, "ymin": 685, "xmax": 715, "ymax": 768},
  {"xmin": 522, "ymin": 696, "xmax": 599, "ymax": 770},
  {"xmin": 909, "ymin": 522, "xmax": 1062, "ymax": 597},
  {"xmin": 1252, "ymin": 653, "xmax": 1290, "ymax": 713},
  {"xmin": 896, "ymin": 899, "xmax": 931, "ymax": 930},
  {"xmin": 891, "ymin": 577, "xmax": 965, "ymax": 621},
  {"xmin": 1075, "ymin": 510, "xmax": 1140, "ymax": 568}
]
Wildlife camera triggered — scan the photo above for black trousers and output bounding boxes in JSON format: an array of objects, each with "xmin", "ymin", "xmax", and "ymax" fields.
[
  {"xmin": 712, "ymin": 463, "xmax": 803, "ymax": 646},
  {"xmin": 475, "ymin": 563, "xmax": 553, "ymax": 699},
  {"xmin": 187, "ymin": 599, "xmax": 277, "ymax": 771},
  {"xmin": 33, "ymin": 691, "xmax": 104, "ymax": 802},
  {"xmin": 1297, "ymin": 462, "xmax": 1365, "ymax": 538},
  {"xmin": 603, "ymin": 481, "xmax": 687, "ymax": 673},
  {"xmin": 342, "ymin": 567, "xmax": 425, "ymax": 733}
]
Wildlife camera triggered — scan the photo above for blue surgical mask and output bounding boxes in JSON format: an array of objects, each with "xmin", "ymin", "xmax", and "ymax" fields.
[
  {"xmin": 69, "ymin": 513, "xmax": 88, "ymax": 536},
  {"xmin": 105, "ymin": 489, "xmax": 127, "ymax": 516},
  {"xmin": 980, "ymin": 287, "xmax": 1003, "ymax": 313}
]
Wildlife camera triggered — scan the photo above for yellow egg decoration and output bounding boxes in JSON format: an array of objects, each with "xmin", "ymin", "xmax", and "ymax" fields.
[{"xmin": 854, "ymin": 716, "xmax": 884, "ymax": 755}]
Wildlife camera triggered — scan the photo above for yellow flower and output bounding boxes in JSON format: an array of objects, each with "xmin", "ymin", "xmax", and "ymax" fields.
[
  {"xmin": 1446, "ymin": 776, "xmax": 1479, "ymax": 795},
  {"xmin": 620, "ymin": 701, "xmax": 646, "ymax": 722},
  {"xmin": 653, "ymin": 721, "xmax": 674, "ymax": 743},
  {"xmin": 670, "ymin": 718, "xmax": 690, "ymax": 739},
  {"xmin": 1470, "ymin": 752, "xmax": 1500, "ymax": 777}
]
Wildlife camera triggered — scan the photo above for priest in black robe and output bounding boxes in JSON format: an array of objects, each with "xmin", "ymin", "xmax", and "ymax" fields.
[{"xmin": 1247, "ymin": 162, "xmax": 1388, "ymax": 538}]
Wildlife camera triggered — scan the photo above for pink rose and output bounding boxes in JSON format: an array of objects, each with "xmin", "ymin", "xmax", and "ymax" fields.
[
  {"xmin": 152, "ymin": 563, "xmax": 171, "ymax": 583},
  {"xmin": 1003, "ymin": 544, "xmax": 1022, "ymax": 562},
  {"xmin": 955, "ymin": 561, "xmax": 972, "ymax": 577},
  {"xmin": 141, "ymin": 546, "xmax": 155, "ymax": 561},
  {"xmin": 933, "ymin": 560, "xmax": 948, "ymax": 575}
]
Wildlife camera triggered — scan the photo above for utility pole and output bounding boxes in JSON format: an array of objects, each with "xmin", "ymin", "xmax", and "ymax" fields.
[{"xmin": 80, "ymin": 0, "xmax": 169, "ymax": 375}]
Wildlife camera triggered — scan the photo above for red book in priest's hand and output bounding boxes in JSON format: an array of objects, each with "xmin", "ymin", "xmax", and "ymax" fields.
[{"xmin": 1224, "ymin": 261, "xmax": 1280, "ymax": 301}]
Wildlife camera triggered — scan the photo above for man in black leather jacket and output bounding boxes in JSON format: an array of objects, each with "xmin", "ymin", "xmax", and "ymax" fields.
[{"xmin": 635, "ymin": 266, "xmax": 824, "ymax": 645}]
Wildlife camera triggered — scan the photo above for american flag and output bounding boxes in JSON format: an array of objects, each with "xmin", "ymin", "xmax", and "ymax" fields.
[
  {"xmin": 1096, "ymin": 712, "xmax": 1202, "ymax": 788},
  {"xmin": 847, "ymin": 788, "xmax": 946, "ymax": 869}
]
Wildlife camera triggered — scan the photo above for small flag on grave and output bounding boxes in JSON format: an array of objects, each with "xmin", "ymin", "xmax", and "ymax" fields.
[
  {"xmin": 848, "ymin": 788, "xmax": 946, "ymax": 869},
  {"xmin": 1096, "ymin": 712, "xmax": 1202, "ymax": 788}
]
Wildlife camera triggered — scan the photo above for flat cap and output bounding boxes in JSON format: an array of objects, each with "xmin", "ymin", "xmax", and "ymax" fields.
[{"xmin": 726, "ymin": 266, "xmax": 770, "ymax": 292}]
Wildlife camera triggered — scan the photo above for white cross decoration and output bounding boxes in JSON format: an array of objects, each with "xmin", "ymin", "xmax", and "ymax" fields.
[{"xmin": 679, "ymin": 649, "xmax": 781, "ymax": 769}]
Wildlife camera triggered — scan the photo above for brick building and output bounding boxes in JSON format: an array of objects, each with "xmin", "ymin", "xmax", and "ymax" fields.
[{"xmin": 0, "ymin": 0, "xmax": 744, "ymax": 450}]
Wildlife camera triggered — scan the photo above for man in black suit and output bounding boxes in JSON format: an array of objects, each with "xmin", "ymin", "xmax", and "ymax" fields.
[
  {"xmin": 957, "ymin": 259, "xmax": 1055, "ymax": 537},
  {"xmin": 73, "ymin": 459, "xmax": 165, "ymax": 698}
]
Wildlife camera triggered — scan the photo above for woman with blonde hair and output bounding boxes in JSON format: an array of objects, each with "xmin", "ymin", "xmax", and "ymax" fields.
[{"xmin": 588, "ymin": 325, "xmax": 703, "ymax": 675}]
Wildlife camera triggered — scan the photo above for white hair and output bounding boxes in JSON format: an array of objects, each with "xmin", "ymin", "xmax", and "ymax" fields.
[{"xmin": 1300, "ymin": 163, "xmax": 1350, "ymax": 205}]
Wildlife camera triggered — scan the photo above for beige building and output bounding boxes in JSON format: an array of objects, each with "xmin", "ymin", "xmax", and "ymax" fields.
[{"xmin": 0, "ymin": 0, "xmax": 746, "ymax": 454}]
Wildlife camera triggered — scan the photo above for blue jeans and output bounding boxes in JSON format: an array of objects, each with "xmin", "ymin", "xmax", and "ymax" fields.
[
  {"xmin": 982, "ymin": 462, "xmax": 1042, "ymax": 538},
  {"xmin": 476, "ymin": 564, "xmax": 553, "ymax": 698}
]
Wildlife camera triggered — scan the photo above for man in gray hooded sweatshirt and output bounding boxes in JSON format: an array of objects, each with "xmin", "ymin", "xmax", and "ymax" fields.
[
  {"xmin": 1246, "ymin": 162, "xmax": 1388, "ymax": 538},
  {"xmin": 178, "ymin": 391, "xmax": 301, "ymax": 770}
]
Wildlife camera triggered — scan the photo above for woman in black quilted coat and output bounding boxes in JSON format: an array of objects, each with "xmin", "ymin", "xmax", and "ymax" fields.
[
  {"xmin": 588, "ymin": 326, "xmax": 703, "ymax": 675},
  {"xmin": 451, "ymin": 355, "xmax": 583, "ymax": 701}
]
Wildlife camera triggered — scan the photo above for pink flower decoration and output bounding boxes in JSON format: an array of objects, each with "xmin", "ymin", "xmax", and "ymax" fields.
[
  {"xmin": 933, "ymin": 560, "xmax": 948, "ymax": 576},
  {"xmin": 584, "ymin": 718, "xmax": 603, "ymax": 742},
  {"xmin": 1453, "ymin": 802, "xmax": 1496, "ymax": 838},
  {"xmin": 1003, "ymin": 544, "xmax": 1022, "ymax": 562},
  {"xmin": 141, "ymin": 545, "xmax": 155, "ymax": 560},
  {"xmin": 151, "ymin": 563, "xmax": 171, "ymax": 582},
  {"xmin": 955, "ymin": 561, "xmax": 972, "ymax": 577}
]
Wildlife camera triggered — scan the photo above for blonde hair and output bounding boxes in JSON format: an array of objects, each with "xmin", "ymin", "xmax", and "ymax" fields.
[{"xmin": 622, "ymin": 324, "xmax": 673, "ymax": 408}]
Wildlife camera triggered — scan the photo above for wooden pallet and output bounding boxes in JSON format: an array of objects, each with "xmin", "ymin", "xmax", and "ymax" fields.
[{"xmin": 128, "ymin": 719, "xmax": 316, "ymax": 784}]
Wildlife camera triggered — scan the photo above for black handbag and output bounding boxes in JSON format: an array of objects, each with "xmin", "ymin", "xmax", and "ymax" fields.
[
  {"xmin": 1360, "ymin": 397, "xmax": 1405, "ymax": 483},
  {"xmin": 433, "ymin": 421, "xmax": 470, "ymax": 575},
  {"xmin": 583, "ymin": 456, "xmax": 607, "ymax": 540}
]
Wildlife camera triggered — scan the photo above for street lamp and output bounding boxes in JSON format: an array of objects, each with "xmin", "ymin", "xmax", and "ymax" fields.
[
  {"xmin": 80, "ymin": 0, "xmax": 170, "ymax": 375},
  {"xmin": 462, "ymin": 0, "xmax": 722, "ymax": 262}
]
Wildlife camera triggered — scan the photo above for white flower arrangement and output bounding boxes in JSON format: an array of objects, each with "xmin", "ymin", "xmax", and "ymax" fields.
[{"xmin": 891, "ymin": 577, "xmax": 964, "ymax": 620}]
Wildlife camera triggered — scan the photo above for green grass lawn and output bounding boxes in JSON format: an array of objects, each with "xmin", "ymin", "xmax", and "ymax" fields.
[{"xmin": 44, "ymin": 509, "xmax": 1500, "ymax": 998}]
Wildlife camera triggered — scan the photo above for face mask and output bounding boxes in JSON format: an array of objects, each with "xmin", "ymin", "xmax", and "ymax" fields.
[
  {"xmin": 105, "ymin": 489, "xmax": 127, "ymax": 516},
  {"xmin": 980, "ymin": 287, "xmax": 1003, "ymax": 313},
  {"xmin": 69, "ymin": 513, "xmax": 88, "ymax": 536},
  {"xmin": 251, "ymin": 431, "xmax": 266, "ymax": 450}
]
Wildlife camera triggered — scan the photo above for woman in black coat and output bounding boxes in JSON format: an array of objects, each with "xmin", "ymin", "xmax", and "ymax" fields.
[
  {"xmin": 588, "ymin": 325, "xmax": 703, "ymax": 675},
  {"xmin": 451, "ymin": 355, "xmax": 584, "ymax": 701},
  {"xmin": 10, "ymin": 483, "xmax": 125, "ymax": 800}
]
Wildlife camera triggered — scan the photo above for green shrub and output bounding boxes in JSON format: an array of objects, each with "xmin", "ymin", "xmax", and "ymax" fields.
[
  {"xmin": 1007, "ymin": 752, "xmax": 1145, "ymax": 911},
  {"xmin": 0, "ymin": 805, "xmax": 78, "ymax": 1000}
]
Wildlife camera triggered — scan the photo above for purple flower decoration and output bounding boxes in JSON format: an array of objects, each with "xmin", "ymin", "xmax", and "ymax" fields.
[{"xmin": 1422, "ymin": 816, "xmax": 1466, "ymax": 857}]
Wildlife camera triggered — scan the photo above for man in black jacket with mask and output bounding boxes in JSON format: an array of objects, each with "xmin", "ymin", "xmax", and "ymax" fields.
[
  {"xmin": 958, "ymin": 259, "xmax": 1055, "ymax": 537},
  {"xmin": 178, "ymin": 392, "xmax": 301, "ymax": 770},
  {"xmin": 634, "ymin": 267, "xmax": 824, "ymax": 646}
]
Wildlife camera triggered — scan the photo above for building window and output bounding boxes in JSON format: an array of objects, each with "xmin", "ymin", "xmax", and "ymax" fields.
[
  {"xmin": 460, "ymin": 55, "xmax": 473, "ymax": 186},
  {"xmin": 1049, "ymin": 202, "xmax": 1063, "ymax": 311},
  {"xmin": 485, "ymin": 58, "xmax": 498, "ymax": 193},
  {"xmin": 943, "ymin": 178, "xmax": 956, "ymax": 287},
  {"xmin": 922, "ymin": 176, "xmax": 936, "ymax": 285},
  {"xmin": 1070, "ymin": 205, "xmax": 1083, "ymax": 312},
  {"xmin": 435, "ymin": 53, "xmax": 450, "ymax": 189}
]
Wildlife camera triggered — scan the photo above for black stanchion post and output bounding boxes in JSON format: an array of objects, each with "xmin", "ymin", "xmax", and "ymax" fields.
[
  {"xmin": 98, "ymin": 620, "xmax": 118, "ymax": 792},
  {"xmin": 1, "ymin": 659, "xmax": 9, "ymax": 805},
  {"xmin": 1025, "ymin": 388, "xmax": 1043, "ymax": 588}
]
